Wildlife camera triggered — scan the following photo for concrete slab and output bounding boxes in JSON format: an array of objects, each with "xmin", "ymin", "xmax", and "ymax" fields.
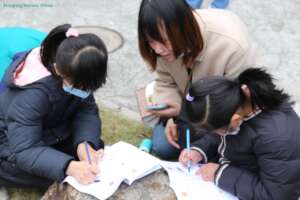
[
  {"xmin": 75, "ymin": 26, "xmax": 123, "ymax": 53},
  {"xmin": 0, "ymin": 0, "xmax": 299, "ymax": 118}
]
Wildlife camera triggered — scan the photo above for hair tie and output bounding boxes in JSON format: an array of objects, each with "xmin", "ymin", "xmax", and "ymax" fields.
[
  {"xmin": 186, "ymin": 93, "xmax": 194, "ymax": 102},
  {"xmin": 66, "ymin": 28, "xmax": 79, "ymax": 38},
  {"xmin": 241, "ymin": 84, "xmax": 247, "ymax": 90}
]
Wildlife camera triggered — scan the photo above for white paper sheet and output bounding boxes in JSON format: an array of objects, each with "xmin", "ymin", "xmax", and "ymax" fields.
[{"xmin": 160, "ymin": 161, "xmax": 238, "ymax": 200}]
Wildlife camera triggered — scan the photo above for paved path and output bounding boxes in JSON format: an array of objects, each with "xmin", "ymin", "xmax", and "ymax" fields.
[{"xmin": 1, "ymin": 0, "xmax": 299, "ymax": 118}]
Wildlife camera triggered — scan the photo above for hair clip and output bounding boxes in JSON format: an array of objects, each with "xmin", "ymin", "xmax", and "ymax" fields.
[
  {"xmin": 241, "ymin": 84, "xmax": 247, "ymax": 90},
  {"xmin": 186, "ymin": 93, "xmax": 194, "ymax": 102},
  {"xmin": 66, "ymin": 28, "xmax": 79, "ymax": 38}
]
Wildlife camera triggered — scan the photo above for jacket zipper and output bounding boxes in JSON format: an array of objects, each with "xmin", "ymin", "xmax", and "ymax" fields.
[{"xmin": 218, "ymin": 135, "xmax": 229, "ymax": 164}]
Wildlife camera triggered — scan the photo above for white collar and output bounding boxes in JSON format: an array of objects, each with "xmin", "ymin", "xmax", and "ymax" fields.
[{"xmin": 244, "ymin": 108, "xmax": 262, "ymax": 121}]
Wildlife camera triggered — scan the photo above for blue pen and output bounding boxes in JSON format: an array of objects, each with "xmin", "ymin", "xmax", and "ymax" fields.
[
  {"xmin": 186, "ymin": 128, "xmax": 191, "ymax": 173},
  {"xmin": 84, "ymin": 141, "xmax": 100, "ymax": 182}
]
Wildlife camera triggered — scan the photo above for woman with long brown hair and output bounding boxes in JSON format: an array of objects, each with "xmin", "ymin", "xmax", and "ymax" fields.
[{"xmin": 138, "ymin": 0, "xmax": 258, "ymax": 159}]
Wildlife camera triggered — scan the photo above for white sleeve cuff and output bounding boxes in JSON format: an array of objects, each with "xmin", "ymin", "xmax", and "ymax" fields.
[
  {"xmin": 191, "ymin": 147, "xmax": 208, "ymax": 163},
  {"xmin": 214, "ymin": 164, "xmax": 230, "ymax": 186}
]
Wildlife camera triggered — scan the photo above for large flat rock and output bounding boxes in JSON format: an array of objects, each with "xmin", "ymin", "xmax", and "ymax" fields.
[{"xmin": 42, "ymin": 170, "xmax": 176, "ymax": 200}]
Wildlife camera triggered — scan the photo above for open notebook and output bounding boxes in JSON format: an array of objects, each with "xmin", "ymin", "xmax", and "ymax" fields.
[
  {"xmin": 161, "ymin": 161, "xmax": 238, "ymax": 200},
  {"xmin": 63, "ymin": 141, "xmax": 161, "ymax": 200}
]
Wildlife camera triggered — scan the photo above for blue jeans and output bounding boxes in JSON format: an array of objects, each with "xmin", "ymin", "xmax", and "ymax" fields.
[
  {"xmin": 151, "ymin": 122, "xmax": 181, "ymax": 160},
  {"xmin": 186, "ymin": 0, "xmax": 229, "ymax": 9}
]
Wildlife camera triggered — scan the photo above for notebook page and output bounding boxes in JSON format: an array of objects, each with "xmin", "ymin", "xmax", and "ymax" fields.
[
  {"xmin": 161, "ymin": 161, "xmax": 238, "ymax": 200},
  {"xmin": 63, "ymin": 145, "xmax": 127, "ymax": 200},
  {"xmin": 110, "ymin": 141, "xmax": 161, "ymax": 185},
  {"xmin": 64, "ymin": 142, "xmax": 161, "ymax": 199}
]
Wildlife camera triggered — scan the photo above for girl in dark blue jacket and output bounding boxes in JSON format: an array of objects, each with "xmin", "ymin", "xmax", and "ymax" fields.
[
  {"xmin": 179, "ymin": 68, "xmax": 300, "ymax": 199},
  {"xmin": 0, "ymin": 24, "xmax": 108, "ymax": 187}
]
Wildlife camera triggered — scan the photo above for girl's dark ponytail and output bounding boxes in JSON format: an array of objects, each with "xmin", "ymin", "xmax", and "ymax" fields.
[
  {"xmin": 40, "ymin": 24, "xmax": 71, "ymax": 74},
  {"xmin": 181, "ymin": 68, "xmax": 293, "ymax": 130},
  {"xmin": 238, "ymin": 68, "xmax": 292, "ymax": 110}
]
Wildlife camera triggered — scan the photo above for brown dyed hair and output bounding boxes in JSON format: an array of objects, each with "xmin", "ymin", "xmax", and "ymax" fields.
[{"xmin": 138, "ymin": 0, "xmax": 203, "ymax": 71}]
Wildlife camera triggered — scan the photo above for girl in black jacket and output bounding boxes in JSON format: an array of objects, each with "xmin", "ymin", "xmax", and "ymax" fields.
[
  {"xmin": 179, "ymin": 68, "xmax": 300, "ymax": 199},
  {"xmin": 0, "ymin": 24, "xmax": 107, "ymax": 187}
]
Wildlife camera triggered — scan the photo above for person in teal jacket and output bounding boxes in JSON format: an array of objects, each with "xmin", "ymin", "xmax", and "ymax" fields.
[{"xmin": 0, "ymin": 27, "xmax": 46, "ymax": 79}]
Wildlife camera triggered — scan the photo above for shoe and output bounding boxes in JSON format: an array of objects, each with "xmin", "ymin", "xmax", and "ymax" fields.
[
  {"xmin": 210, "ymin": 0, "xmax": 229, "ymax": 9},
  {"xmin": 0, "ymin": 187, "xmax": 9, "ymax": 200},
  {"xmin": 186, "ymin": 0, "xmax": 203, "ymax": 9}
]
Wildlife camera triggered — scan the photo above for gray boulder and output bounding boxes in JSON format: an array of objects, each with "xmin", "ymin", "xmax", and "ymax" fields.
[{"xmin": 42, "ymin": 170, "xmax": 176, "ymax": 200}]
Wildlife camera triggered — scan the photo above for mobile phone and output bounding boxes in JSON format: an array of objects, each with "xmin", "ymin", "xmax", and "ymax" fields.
[{"xmin": 145, "ymin": 104, "xmax": 169, "ymax": 111}]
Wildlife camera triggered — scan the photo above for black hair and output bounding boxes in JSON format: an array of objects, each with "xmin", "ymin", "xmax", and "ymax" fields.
[
  {"xmin": 182, "ymin": 68, "xmax": 292, "ymax": 130},
  {"xmin": 138, "ymin": 0, "xmax": 203, "ymax": 70},
  {"xmin": 40, "ymin": 24, "xmax": 108, "ymax": 91}
]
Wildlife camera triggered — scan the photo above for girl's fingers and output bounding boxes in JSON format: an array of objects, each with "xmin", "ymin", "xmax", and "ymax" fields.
[
  {"xmin": 166, "ymin": 128, "xmax": 180, "ymax": 149},
  {"xmin": 171, "ymin": 125, "xmax": 178, "ymax": 141},
  {"xmin": 96, "ymin": 149, "xmax": 104, "ymax": 160},
  {"xmin": 169, "ymin": 138, "xmax": 181, "ymax": 149},
  {"xmin": 89, "ymin": 164, "xmax": 99, "ymax": 175},
  {"xmin": 195, "ymin": 168, "xmax": 202, "ymax": 176},
  {"xmin": 179, "ymin": 150, "xmax": 188, "ymax": 165},
  {"xmin": 81, "ymin": 172, "xmax": 95, "ymax": 184}
]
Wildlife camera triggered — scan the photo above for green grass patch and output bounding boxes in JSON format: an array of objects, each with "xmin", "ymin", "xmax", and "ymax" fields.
[{"xmin": 101, "ymin": 106, "xmax": 151, "ymax": 146}]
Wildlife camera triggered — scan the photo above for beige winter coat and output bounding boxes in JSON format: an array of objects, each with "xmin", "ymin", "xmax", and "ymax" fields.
[{"xmin": 152, "ymin": 9, "xmax": 258, "ymax": 105}]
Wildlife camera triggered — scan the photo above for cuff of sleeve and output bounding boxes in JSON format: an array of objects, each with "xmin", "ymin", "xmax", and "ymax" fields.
[
  {"xmin": 61, "ymin": 158, "xmax": 75, "ymax": 182},
  {"xmin": 214, "ymin": 165, "xmax": 244, "ymax": 195},
  {"xmin": 214, "ymin": 163, "xmax": 230, "ymax": 186},
  {"xmin": 74, "ymin": 138, "xmax": 104, "ymax": 152},
  {"xmin": 191, "ymin": 146, "xmax": 208, "ymax": 163}
]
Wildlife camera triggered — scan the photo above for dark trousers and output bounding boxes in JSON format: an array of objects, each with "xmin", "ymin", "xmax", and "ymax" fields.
[
  {"xmin": 0, "ymin": 138, "xmax": 75, "ymax": 189},
  {"xmin": 151, "ymin": 118, "xmax": 204, "ymax": 160}
]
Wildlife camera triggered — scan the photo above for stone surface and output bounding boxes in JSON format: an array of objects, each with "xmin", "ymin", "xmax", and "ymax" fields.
[
  {"xmin": 42, "ymin": 170, "xmax": 176, "ymax": 200},
  {"xmin": 1, "ymin": 0, "xmax": 299, "ymax": 116},
  {"xmin": 74, "ymin": 26, "xmax": 124, "ymax": 54},
  {"xmin": 0, "ymin": 0, "xmax": 299, "ymax": 199}
]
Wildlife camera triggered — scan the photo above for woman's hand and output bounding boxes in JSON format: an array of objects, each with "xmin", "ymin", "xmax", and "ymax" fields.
[
  {"xmin": 165, "ymin": 118, "xmax": 180, "ymax": 149},
  {"xmin": 179, "ymin": 149, "xmax": 203, "ymax": 166},
  {"xmin": 147, "ymin": 101, "xmax": 180, "ymax": 117},
  {"xmin": 196, "ymin": 163, "xmax": 220, "ymax": 182},
  {"xmin": 66, "ymin": 160, "xmax": 99, "ymax": 185},
  {"xmin": 77, "ymin": 142, "xmax": 104, "ymax": 167}
]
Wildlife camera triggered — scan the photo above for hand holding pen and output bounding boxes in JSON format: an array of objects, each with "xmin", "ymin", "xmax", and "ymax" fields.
[
  {"xmin": 178, "ymin": 129, "xmax": 203, "ymax": 171},
  {"xmin": 77, "ymin": 141, "xmax": 104, "ymax": 165},
  {"xmin": 84, "ymin": 141, "xmax": 101, "ymax": 182},
  {"xmin": 66, "ymin": 141, "xmax": 103, "ymax": 184},
  {"xmin": 66, "ymin": 160, "xmax": 100, "ymax": 185}
]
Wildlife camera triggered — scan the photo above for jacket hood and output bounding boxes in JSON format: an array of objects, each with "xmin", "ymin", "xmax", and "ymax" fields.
[
  {"xmin": 2, "ymin": 48, "xmax": 54, "ymax": 90},
  {"xmin": 12, "ymin": 47, "xmax": 51, "ymax": 87}
]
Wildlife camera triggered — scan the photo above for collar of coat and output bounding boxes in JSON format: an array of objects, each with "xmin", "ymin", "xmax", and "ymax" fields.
[{"xmin": 226, "ymin": 108, "xmax": 262, "ymax": 136}]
